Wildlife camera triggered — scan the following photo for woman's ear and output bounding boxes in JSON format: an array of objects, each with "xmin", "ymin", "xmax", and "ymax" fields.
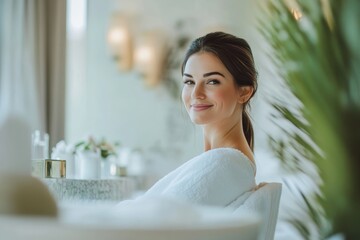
[{"xmin": 238, "ymin": 86, "xmax": 254, "ymax": 104}]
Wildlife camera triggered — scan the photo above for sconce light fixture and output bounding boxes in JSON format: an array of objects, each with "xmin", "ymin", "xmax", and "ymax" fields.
[
  {"xmin": 107, "ymin": 13, "xmax": 133, "ymax": 71},
  {"xmin": 134, "ymin": 30, "xmax": 168, "ymax": 87},
  {"xmin": 107, "ymin": 12, "xmax": 169, "ymax": 87}
]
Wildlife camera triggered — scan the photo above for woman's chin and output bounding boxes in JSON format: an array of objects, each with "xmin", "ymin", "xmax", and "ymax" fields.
[{"xmin": 190, "ymin": 117, "xmax": 209, "ymax": 125}]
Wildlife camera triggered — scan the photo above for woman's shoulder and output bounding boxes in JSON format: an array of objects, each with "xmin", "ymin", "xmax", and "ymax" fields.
[
  {"xmin": 200, "ymin": 147, "xmax": 253, "ymax": 161},
  {"xmin": 195, "ymin": 147, "xmax": 256, "ymax": 173},
  {"xmin": 203, "ymin": 147, "xmax": 247, "ymax": 156}
]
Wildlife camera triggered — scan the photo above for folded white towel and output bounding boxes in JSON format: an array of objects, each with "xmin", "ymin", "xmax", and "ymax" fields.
[{"xmin": 141, "ymin": 148, "xmax": 256, "ymax": 207}]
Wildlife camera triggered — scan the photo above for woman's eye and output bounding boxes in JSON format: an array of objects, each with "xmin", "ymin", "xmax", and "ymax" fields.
[
  {"xmin": 183, "ymin": 80, "xmax": 195, "ymax": 85},
  {"xmin": 207, "ymin": 79, "xmax": 220, "ymax": 85}
]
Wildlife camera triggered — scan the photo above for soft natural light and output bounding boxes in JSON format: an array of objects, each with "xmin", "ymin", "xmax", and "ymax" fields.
[
  {"xmin": 291, "ymin": 9, "xmax": 302, "ymax": 21},
  {"xmin": 65, "ymin": 0, "xmax": 88, "ymax": 142},
  {"xmin": 67, "ymin": 0, "xmax": 87, "ymax": 38},
  {"xmin": 108, "ymin": 28, "xmax": 127, "ymax": 45},
  {"xmin": 135, "ymin": 46, "xmax": 152, "ymax": 65}
]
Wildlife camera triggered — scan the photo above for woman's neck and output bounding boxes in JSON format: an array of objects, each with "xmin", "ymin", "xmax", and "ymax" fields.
[{"xmin": 203, "ymin": 120, "xmax": 254, "ymax": 162}]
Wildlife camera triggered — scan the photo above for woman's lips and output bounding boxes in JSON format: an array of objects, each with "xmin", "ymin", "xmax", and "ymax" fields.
[{"xmin": 191, "ymin": 104, "xmax": 213, "ymax": 111}]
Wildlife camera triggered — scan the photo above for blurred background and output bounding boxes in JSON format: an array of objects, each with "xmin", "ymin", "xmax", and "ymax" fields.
[
  {"xmin": 1, "ymin": 0, "xmax": 285, "ymax": 177},
  {"xmin": 65, "ymin": 0, "xmax": 276, "ymax": 164},
  {"xmin": 66, "ymin": 0, "xmax": 287, "ymax": 180}
]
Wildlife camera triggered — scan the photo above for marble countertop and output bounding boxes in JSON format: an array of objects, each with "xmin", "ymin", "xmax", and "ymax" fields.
[{"xmin": 41, "ymin": 178, "xmax": 136, "ymax": 203}]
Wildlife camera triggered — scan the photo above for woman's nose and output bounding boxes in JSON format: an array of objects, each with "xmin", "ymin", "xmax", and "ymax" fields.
[{"xmin": 191, "ymin": 84, "xmax": 205, "ymax": 99}]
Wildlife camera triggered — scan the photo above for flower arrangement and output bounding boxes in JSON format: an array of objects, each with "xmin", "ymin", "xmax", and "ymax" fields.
[
  {"xmin": 73, "ymin": 136, "xmax": 120, "ymax": 159},
  {"xmin": 52, "ymin": 136, "xmax": 120, "ymax": 159},
  {"xmin": 51, "ymin": 136, "xmax": 120, "ymax": 179}
]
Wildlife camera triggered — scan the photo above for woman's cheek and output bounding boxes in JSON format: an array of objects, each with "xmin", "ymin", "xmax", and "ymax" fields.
[{"xmin": 182, "ymin": 88, "xmax": 191, "ymax": 110}]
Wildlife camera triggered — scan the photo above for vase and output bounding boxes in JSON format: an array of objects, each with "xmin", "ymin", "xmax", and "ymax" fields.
[
  {"xmin": 101, "ymin": 157, "xmax": 109, "ymax": 179},
  {"xmin": 76, "ymin": 151, "xmax": 101, "ymax": 179}
]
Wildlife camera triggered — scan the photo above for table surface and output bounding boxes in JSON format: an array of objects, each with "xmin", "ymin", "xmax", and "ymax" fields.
[{"xmin": 41, "ymin": 177, "xmax": 137, "ymax": 203}]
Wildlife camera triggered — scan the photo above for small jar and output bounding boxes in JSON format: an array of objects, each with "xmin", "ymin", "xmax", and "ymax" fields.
[{"xmin": 44, "ymin": 159, "xmax": 66, "ymax": 178}]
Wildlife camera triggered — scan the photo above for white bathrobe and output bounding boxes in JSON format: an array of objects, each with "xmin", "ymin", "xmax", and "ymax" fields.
[{"xmin": 142, "ymin": 148, "xmax": 257, "ymax": 207}]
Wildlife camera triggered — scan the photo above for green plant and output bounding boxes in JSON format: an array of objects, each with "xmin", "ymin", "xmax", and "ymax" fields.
[
  {"xmin": 74, "ymin": 136, "xmax": 119, "ymax": 159},
  {"xmin": 260, "ymin": 0, "xmax": 360, "ymax": 239}
]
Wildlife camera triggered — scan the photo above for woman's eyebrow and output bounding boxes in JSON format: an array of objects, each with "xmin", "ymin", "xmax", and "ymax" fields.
[
  {"xmin": 183, "ymin": 73, "xmax": 193, "ymax": 78},
  {"xmin": 203, "ymin": 71, "xmax": 225, "ymax": 77},
  {"xmin": 183, "ymin": 72, "xmax": 225, "ymax": 78}
]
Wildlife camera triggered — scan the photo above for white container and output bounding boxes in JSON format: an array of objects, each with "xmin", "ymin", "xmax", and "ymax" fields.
[{"xmin": 76, "ymin": 151, "xmax": 101, "ymax": 179}]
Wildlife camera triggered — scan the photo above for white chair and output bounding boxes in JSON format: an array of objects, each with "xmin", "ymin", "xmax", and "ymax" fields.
[{"xmin": 232, "ymin": 182, "xmax": 282, "ymax": 240}]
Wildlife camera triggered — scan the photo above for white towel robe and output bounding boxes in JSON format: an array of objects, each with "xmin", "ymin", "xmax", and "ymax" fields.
[{"xmin": 142, "ymin": 148, "xmax": 257, "ymax": 207}]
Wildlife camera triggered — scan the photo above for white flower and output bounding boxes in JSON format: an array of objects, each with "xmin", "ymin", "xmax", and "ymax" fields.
[{"xmin": 51, "ymin": 140, "xmax": 75, "ymax": 159}]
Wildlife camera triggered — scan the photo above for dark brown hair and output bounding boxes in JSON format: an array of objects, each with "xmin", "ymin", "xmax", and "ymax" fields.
[{"xmin": 181, "ymin": 31, "xmax": 258, "ymax": 150}]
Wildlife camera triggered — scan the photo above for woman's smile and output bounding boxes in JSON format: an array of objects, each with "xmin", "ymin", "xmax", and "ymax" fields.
[{"xmin": 191, "ymin": 103, "xmax": 213, "ymax": 111}]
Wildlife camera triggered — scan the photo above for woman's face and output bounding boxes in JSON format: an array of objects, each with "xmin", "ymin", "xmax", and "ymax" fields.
[{"xmin": 182, "ymin": 51, "xmax": 243, "ymax": 125}]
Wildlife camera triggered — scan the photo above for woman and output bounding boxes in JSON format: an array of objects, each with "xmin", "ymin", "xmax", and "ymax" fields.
[{"xmin": 143, "ymin": 32, "xmax": 258, "ymax": 207}]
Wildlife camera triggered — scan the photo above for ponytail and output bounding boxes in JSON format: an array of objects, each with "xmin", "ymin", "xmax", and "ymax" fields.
[{"xmin": 242, "ymin": 110, "xmax": 254, "ymax": 151}]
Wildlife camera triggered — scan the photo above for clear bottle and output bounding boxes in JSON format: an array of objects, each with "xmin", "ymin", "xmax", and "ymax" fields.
[{"xmin": 31, "ymin": 130, "xmax": 49, "ymax": 178}]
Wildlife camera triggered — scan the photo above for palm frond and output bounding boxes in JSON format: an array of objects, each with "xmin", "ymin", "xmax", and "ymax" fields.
[{"xmin": 260, "ymin": 0, "xmax": 360, "ymax": 238}]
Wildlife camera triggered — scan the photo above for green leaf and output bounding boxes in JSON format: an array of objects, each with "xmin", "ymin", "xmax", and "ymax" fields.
[{"xmin": 260, "ymin": 0, "xmax": 360, "ymax": 238}]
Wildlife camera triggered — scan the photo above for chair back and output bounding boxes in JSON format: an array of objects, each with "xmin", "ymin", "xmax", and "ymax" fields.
[{"xmin": 233, "ymin": 182, "xmax": 282, "ymax": 240}]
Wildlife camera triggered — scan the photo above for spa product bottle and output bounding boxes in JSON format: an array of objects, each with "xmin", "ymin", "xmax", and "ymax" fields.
[{"xmin": 31, "ymin": 130, "xmax": 49, "ymax": 178}]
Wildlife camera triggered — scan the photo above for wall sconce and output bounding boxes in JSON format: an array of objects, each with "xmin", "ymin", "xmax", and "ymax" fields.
[
  {"xmin": 107, "ymin": 13, "xmax": 133, "ymax": 71},
  {"xmin": 107, "ymin": 13, "xmax": 169, "ymax": 87},
  {"xmin": 134, "ymin": 30, "xmax": 168, "ymax": 87}
]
